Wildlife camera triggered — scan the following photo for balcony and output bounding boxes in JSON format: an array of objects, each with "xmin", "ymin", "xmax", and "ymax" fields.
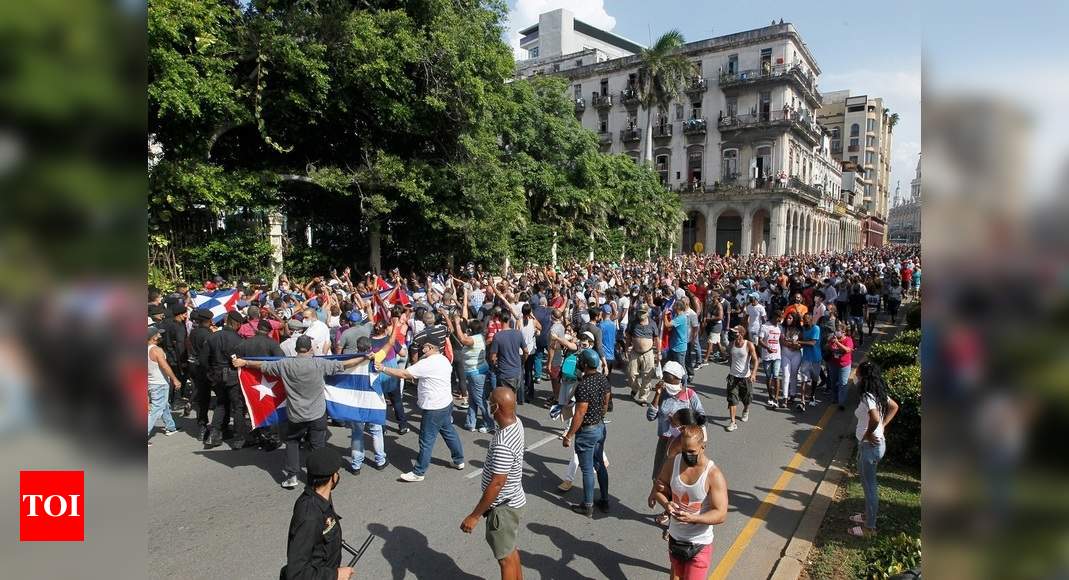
[
  {"xmin": 682, "ymin": 117, "xmax": 707, "ymax": 135},
  {"xmin": 574, "ymin": 97, "xmax": 586, "ymax": 112},
  {"xmin": 620, "ymin": 127, "xmax": 641, "ymax": 143},
  {"xmin": 653, "ymin": 123, "xmax": 673, "ymax": 139},
  {"xmin": 684, "ymin": 76, "xmax": 708, "ymax": 95},
  {"xmin": 592, "ymin": 93, "xmax": 613, "ymax": 109},
  {"xmin": 620, "ymin": 87, "xmax": 640, "ymax": 107},
  {"xmin": 718, "ymin": 63, "xmax": 821, "ymax": 105},
  {"xmin": 717, "ymin": 110, "xmax": 822, "ymax": 145},
  {"xmin": 789, "ymin": 176, "xmax": 823, "ymax": 203},
  {"xmin": 598, "ymin": 132, "xmax": 612, "ymax": 145},
  {"xmin": 679, "ymin": 180, "xmax": 705, "ymax": 193},
  {"xmin": 848, "ymin": 144, "xmax": 859, "ymax": 152}
]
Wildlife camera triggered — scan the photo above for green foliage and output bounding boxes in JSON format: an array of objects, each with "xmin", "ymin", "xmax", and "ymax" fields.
[
  {"xmin": 893, "ymin": 329, "xmax": 921, "ymax": 348},
  {"xmin": 868, "ymin": 340, "xmax": 918, "ymax": 371},
  {"xmin": 863, "ymin": 533, "xmax": 921, "ymax": 579},
  {"xmin": 179, "ymin": 231, "xmax": 273, "ymax": 283},
  {"xmin": 884, "ymin": 364, "xmax": 921, "ymax": 467},
  {"xmin": 905, "ymin": 301, "xmax": 921, "ymax": 329},
  {"xmin": 284, "ymin": 243, "xmax": 337, "ymax": 281}
]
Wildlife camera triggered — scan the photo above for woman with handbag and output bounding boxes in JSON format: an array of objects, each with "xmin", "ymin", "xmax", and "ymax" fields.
[{"xmin": 650, "ymin": 424, "xmax": 728, "ymax": 579}]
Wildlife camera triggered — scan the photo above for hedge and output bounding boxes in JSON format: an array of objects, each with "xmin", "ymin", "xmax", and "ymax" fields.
[
  {"xmin": 884, "ymin": 364, "xmax": 921, "ymax": 467},
  {"xmin": 864, "ymin": 533, "xmax": 921, "ymax": 579},
  {"xmin": 867, "ymin": 341, "xmax": 918, "ymax": 371},
  {"xmin": 905, "ymin": 301, "xmax": 921, "ymax": 330},
  {"xmin": 893, "ymin": 329, "xmax": 921, "ymax": 348}
]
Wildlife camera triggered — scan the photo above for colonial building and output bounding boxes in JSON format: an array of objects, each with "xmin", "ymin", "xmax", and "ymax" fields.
[
  {"xmin": 888, "ymin": 154, "xmax": 921, "ymax": 243},
  {"xmin": 515, "ymin": 10, "xmax": 867, "ymax": 256},
  {"xmin": 816, "ymin": 91, "xmax": 895, "ymax": 246}
]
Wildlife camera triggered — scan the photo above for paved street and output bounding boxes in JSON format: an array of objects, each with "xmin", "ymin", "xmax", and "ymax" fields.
[{"xmin": 149, "ymin": 319, "xmax": 900, "ymax": 580}]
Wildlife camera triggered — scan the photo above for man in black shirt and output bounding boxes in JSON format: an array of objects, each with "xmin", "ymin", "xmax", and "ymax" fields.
[
  {"xmin": 201, "ymin": 311, "xmax": 250, "ymax": 449},
  {"xmin": 187, "ymin": 308, "xmax": 215, "ymax": 440},
  {"xmin": 158, "ymin": 305, "xmax": 190, "ymax": 412},
  {"xmin": 283, "ymin": 447, "xmax": 352, "ymax": 580},
  {"xmin": 562, "ymin": 349, "xmax": 610, "ymax": 517},
  {"xmin": 237, "ymin": 319, "xmax": 285, "ymax": 451}
]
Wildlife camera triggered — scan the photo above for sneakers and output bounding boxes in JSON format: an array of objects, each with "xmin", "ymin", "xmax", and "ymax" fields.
[
  {"xmin": 766, "ymin": 399, "xmax": 779, "ymax": 410},
  {"xmin": 349, "ymin": 466, "xmax": 362, "ymax": 476},
  {"xmin": 398, "ymin": 471, "xmax": 425, "ymax": 482},
  {"xmin": 369, "ymin": 460, "xmax": 388, "ymax": 471},
  {"xmin": 727, "ymin": 422, "xmax": 738, "ymax": 432},
  {"xmin": 595, "ymin": 499, "xmax": 611, "ymax": 513},
  {"xmin": 556, "ymin": 480, "xmax": 573, "ymax": 492},
  {"xmin": 398, "ymin": 425, "xmax": 410, "ymax": 435},
  {"xmin": 452, "ymin": 462, "xmax": 466, "ymax": 470},
  {"xmin": 740, "ymin": 411, "xmax": 749, "ymax": 422},
  {"xmin": 570, "ymin": 503, "xmax": 593, "ymax": 517},
  {"xmin": 477, "ymin": 426, "xmax": 489, "ymax": 433},
  {"xmin": 147, "ymin": 440, "xmax": 153, "ymax": 447},
  {"xmin": 454, "ymin": 399, "xmax": 470, "ymax": 410},
  {"xmin": 163, "ymin": 428, "xmax": 180, "ymax": 436},
  {"xmin": 281, "ymin": 475, "xmax": 299, "ymax": 489},
  {"xmin": 796, "ymin": 402, "xmax": 805, "ymax": 412}
]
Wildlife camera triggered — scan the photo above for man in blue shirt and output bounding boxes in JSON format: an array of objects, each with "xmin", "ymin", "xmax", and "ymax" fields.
[
  {"xmin": 798, "ymin": 312, "xmax": 822, "ymax": 408},
  {"xmin": 598, "ymin": 305, "xmax": 617, "ymax": 376},
  {"xmin": 489, "ymin": 310, "xmax": 529, "ymax": 403},
  {"xmin": 665, "ymin": 301, "xmax": 689, "ymax": 374}
]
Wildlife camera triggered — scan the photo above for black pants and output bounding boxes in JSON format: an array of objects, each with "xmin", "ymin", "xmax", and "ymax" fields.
[
  {"xmin": 283, "ymin": 414, "xmax": 327, "ymax": 477},
  {"xmin": 190, "ymin": 369, "xmax": 212, "ymax": 425},
  {"xmin": 452, "ymin": 354, "xmax": 466, "ymax": 398},
  {"xmin": 168, "ymin": 362, "xmax": 188, "ymax": 407},
  {"xmin": 209, "ymin": 382, "xmax": 248, "ymax": 442},
  {"xmin": 523, "ymin": 354, "xmax": 536, "ymax": 400},
  {"xmin": 386, "ymin": 387, "xmax": 408, "ymax": 428}
]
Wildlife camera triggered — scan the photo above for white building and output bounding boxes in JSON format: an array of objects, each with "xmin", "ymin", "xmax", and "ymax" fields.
[
  {"xmin": 889, "ymin": 154, "xmax": 921, "ymax": 243},
  {"xmin": 515, "ymin": 11, "xmax": 862, "ymax": 256}
]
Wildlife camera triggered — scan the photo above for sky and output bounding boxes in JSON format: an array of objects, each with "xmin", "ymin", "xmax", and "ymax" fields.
[{"xmin": 504, "ymin": 0, "xmax": 923, "ymax": 203}]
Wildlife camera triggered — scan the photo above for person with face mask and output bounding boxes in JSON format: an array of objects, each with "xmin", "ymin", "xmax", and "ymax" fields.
[
  {"xmin": 646, "ymin": 361, "xmax": 704, "ymax": 481},
  {"xmin": 651, "ymin": 425, "xmax": 729, "ymax": 580},
  {"xmin": 626, "ymin": 304, "xmax": 659, "ymax": 405},
  {"xmin": 282, "ymin": 447, "xmax": 352, "ymax": 580}
]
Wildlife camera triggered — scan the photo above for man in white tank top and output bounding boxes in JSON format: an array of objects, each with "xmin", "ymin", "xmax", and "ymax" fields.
[
  {"xmin": 725, "ymin": 325, "xmax": 758, "ymax": 432},
  {"xmin": 650, "ymin": 426, "xmax": 728, "ymax": 578}
]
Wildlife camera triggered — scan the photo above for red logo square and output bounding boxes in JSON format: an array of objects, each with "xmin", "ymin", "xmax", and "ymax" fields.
[{"xmin": 19, "ymin": 471, "xmax": 84, "ymax": 542}]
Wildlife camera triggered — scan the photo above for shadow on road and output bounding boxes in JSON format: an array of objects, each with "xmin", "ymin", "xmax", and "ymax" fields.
[
  {"xmin": 367, "ymin": 523, "xmax": 482, "ymax": 580},
  {"xmin": 526, "ymin": 522, "xmax": 669, "ymax": 579}
]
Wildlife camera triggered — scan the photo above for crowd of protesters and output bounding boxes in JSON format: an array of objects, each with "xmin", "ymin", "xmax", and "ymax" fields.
[{"xmin": 148, "ymin": 244, "xmax": 918, "ymax": 578}]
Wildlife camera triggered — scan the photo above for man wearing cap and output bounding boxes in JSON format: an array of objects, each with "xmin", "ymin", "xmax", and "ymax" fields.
[
  {"xmin": 625, "ymin": 304, "xmax": 659, "ymax": 405},
  {"xmin": 281, "ymin": 319, "xmax": 307, "ymax": 357},
  {"xmin": 646, "ymin": 360, "xmax": 703, "ymax": 475},
  {"xmin": 380, "ymin": 339, "xmax": 466, "ymax": 483},
  {"xmin": 202, "ymin": 310, "xmax": 250, "ymax": 449},
  {"xmin": 158, "ymin": 304, "xmax": 191, "ymax": 413},
  {"xmin": 234, "ymin": 334, "xmax": 377, "ymax": 489},
  {"xmin": 147, "ymin": 326, "xmax": 182, "ymax": 445},
  {"xmin": 187, "ymin": 308, "xmax": 216, "ymax": 440},
  {"xmin": 283, "ymin": 447, "xmax": 352, "ymax": 580},
  {"xmin": 148, "ymin": 303, "xmax": 166, "ymax": 327}
]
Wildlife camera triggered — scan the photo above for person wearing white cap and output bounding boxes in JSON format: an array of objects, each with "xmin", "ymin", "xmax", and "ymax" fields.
[{"xmin": 646, "ymin": 361, "xmax": 704, "ymax": 476}]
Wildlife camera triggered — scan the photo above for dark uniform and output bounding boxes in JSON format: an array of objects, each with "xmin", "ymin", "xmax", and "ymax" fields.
[
  {"xmin": 283, "ymin": 447, "xmax": 345, "ymax": 580},
  {"xmin": 200, "ymin": 313, "xmax": 248, "ymax": 447},
  {"xmin": 238, "ymin": 326, "xmax": 285, "ymax": 449},
  {"xmin": 158, "ymin": 309, "xmax": 189, "ymax": 407},
  {"xmin": 187, "ymin": 310, "xmax": 215, "ymax": 436}
]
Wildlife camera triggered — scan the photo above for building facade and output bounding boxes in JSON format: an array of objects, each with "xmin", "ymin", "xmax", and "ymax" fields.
[
  {"xmin": 888, "ymin": 154, "xmax": 921, "ymax": 243},
  {"xmin": 516, "ymin": 12, "xmax": 866, "ymax": 256},
  {"xmin": 816, "ymin": 91, "xmax": 895, "ymax": 246}
]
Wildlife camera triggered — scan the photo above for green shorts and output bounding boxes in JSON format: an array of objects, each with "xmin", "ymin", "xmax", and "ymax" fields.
[{"xmin": 485, "ymin": 504, "xmax": 525, "ymax": 560}]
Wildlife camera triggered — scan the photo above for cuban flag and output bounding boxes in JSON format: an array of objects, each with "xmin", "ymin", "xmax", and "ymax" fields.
[
  {"xmin": 238, "ymin": 355, "xmax": 386, "ymax": 429},
  {"xmin": 660, "ymin": 296, "xmax": 675, "ymax": 353},
  {"xmin": 362, "ymin": 277, "xmax": 411, "ymax": 323},
  {"xmin": 191, "ymin": 289, "xmax": 241, "ymax": 324}
]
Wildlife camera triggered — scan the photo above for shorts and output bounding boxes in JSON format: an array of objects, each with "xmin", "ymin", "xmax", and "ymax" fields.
[
  {"xmin": 706, "ymin": 322, "xmax": 723, "ymax": 342},
  {"xmin": 485, "ymin": 504, "xmax": 524, "ymax": 560},
  {"xmin": 669, "ymin": 541, "xmax": 713, "ymax": 580},
  {"xmin": 800, "ymin": 360, "xmax": 821, "ymax": 384},
  {"xmin": 762, "ymin": 359, "xmax": 781, "ymax": 381},
  {"xmin": 549, "ymin": 365, "xmax": 561, "ymax": 380},
  {"xmin": 726, "ymin": 375, "xmax": 752, "ymax": 407}
]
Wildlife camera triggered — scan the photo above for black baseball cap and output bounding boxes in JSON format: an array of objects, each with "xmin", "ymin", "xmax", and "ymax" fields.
[
  {"xmin": 148, "ymin": 304, "xmax": 165, "ymax": 317},
  {"xmin": 306, "ymin": 447, "xmax": 343, "ymax": 478},
  {"xmin": 226, "ymin": 310, "xmax": 245, "ymax": 325},
  {"xmin": 192, "ymin": 308, "xmax": 213, "ymax": 322},
  {"xmin": 257, "ymin": 319, "xmax": 273, "ymax": 333}
]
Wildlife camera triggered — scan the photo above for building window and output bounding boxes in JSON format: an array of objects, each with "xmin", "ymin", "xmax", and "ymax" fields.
[
  {"xmin": 655, "ymin": 154, "xmax": 670, "ymax": 184},
  {"xmin": 850, "ymin": 137, "xmax": 859, "ymax": 149},
  {"xmin": 832, "ymin": 127, "xmax": 840, "ymax": 140},
  {"xmin": 574, "ymin": 84, "xmax": 582, "ymax": 99},
  {"xmin": 688, "ymin": 148, "xmax": 703, "ymax": 183},
  {"xmin": 675, "ymin": 104, "xmax": 684, "ymax": 120},
  {"xmin": 726, "ymin": 96, "xmax": 737, "ymax": 118},
  {"xmin": 600, "ymin": 78, "xmax": 608, "ymax": 96},
  {"xmin": 721, "ymin": 149, "xmax": 738, "ymax": 180},
  {"xmin": 831, "ymin": 139, "xmax": 841, "ymax": 152},
  {"xmin": 850, "ymin": 155, "xmax": 858, "ymax": 164},
  {"xmin": 551, "ymin": 63, "xmax": 559, "ymax": 72},
  {"xmin": 576, "ymin": 59, "xmax": 583, "ymax": 67},
  {"xmin": 867, "ymin": 118, "xmax": 876, "ymax": 132},
  {"xmin": 528, "ymin": 47, "xmax": 539, "ymax": 58},
  {"xmin": 727, "ymin": 54, "xmax": 738, "ymax": 75},
  {"xmin": 759, "ymin": 91, "xmax": 771, "ymax": 121},
  {"xmin": 866, "ymin": 135, "xmax": 876, "ymax": 148},
  {"xmin": 865, "ymin": 151, "xmax": 875, "ymax": 165},
  {"xmin": 850, "ymin": 123, "xmax": 860, "ymax": 137},
  {"xmin": 599, "ymin": 112, "xmax": 608, "ymax": 133},
  {"xmin": 691, "ymin": 101, "xmax": 702, "ymax": 119}
]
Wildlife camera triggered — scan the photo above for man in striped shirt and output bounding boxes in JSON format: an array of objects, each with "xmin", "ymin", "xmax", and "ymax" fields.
[{"xmin": 460, "ymin": 387, "xmax": 526, "ymax": 580}]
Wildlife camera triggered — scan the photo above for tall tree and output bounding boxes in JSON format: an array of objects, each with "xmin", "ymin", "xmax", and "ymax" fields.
[{"xmin": 636, "ymin": 30, "xmax": 695, "ymax": 165}]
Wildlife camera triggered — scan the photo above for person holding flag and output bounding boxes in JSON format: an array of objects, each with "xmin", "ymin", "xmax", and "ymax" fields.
[{"xmin": 232, "ymin": 324, "xmax": 394, "ymax": 490}]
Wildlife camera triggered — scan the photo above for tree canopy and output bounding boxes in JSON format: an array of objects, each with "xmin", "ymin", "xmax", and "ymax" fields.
[{"xmin": 149, "ymin": 0, "xmax": 681, "ymax": 280}]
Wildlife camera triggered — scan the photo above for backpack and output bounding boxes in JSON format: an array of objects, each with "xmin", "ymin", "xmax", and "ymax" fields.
[{"xmin": 561, "ymin": 353, "xmax": 578, "ymax": 380}]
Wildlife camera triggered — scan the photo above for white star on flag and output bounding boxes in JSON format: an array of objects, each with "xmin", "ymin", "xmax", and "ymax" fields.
[{"xmin": 252, "ymin": 377, "xmax": 280, "ymax": 401}]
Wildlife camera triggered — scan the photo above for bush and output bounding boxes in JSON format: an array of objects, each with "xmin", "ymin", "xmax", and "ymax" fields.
[
  {"xmin": 867, "ymin": 341, "xmax": 918, "ymax": 370},
  {"xmin": 863, "ymin": 533, "xmax": 921, "ymax": 579},
  {"xmin": 893, "ymin": 329, "xmax": 921, "ymax": 348},
  {"xmin": 884, "ymin": 364, "xmax": 921, "ymax": 467},
  {"xmin": 905, "ymin": 302, "xmax": 920, "ymax": 329},
  {"xmin": 179, "ymin": 232, "xmax": 274, "ymax": 284}
]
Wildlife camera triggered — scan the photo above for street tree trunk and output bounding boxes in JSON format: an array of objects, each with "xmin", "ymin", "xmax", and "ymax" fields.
[
  {"xmin": 369, "ymin": 221, "xmax": 382, "ymax": 274},
  {"xmin": 641, "ymin": 106, "xmax": 654, "ymax": 166}
]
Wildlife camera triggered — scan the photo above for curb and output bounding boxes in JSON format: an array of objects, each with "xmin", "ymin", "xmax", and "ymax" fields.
[
  {"xmin": 768, "ymin": 432, "xmax": 855, "ymax": 580},
  {"xmin": 767, "ymin": 315, "xmax": 908, "ymax": 580}
]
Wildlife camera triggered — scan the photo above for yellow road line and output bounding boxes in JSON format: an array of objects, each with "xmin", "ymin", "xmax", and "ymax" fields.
[{"xmin": 709, "ymin": 404, "xmax": 837, "ymax": 580}]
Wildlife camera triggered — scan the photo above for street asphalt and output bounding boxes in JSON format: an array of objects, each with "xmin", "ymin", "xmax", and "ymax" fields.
[{"xmin": 149, "ymin": 317, "xmax": 902, "ymax": 580}]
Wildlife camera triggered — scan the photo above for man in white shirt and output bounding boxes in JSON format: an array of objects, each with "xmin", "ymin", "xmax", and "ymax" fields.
[
  {"xmin": 300, "ymin": 308, "xmax": 332, "ymax": 355},
  {"xmin": 382, "ymin": 341, "xmax": 466, "ymax": 482},
  {"xmin": 745, "ymin": 294, "xmax": 766, "ymax": 343}
]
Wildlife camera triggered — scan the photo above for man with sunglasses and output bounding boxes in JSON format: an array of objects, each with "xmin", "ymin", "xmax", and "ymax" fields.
[{"xmin": 381, "ymin": 340, "xmax": 466, "ymax": 482}]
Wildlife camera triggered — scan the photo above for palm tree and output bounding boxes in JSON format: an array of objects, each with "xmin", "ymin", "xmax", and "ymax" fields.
[
  {"xmin": 637, "ymin": 30, "xmax": 695, "ymax": 166},
  {"xmin": 887, "ymin": 112, "xmax": 900, "ymax": 132}
]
